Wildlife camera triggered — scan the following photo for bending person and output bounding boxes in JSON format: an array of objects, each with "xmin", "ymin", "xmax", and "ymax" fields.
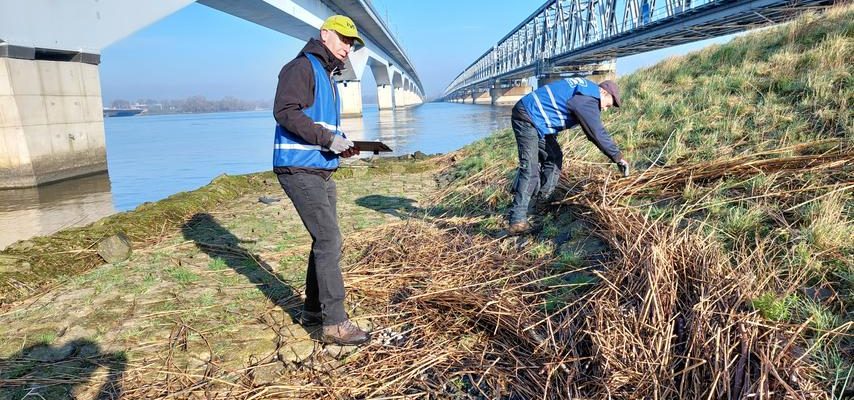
[{"xmin": 507, "ymin": 78, "xmax": 630, "ymax": 235}]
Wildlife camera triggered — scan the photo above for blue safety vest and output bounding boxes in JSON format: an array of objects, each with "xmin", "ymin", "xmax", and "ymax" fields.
[
  {"xmin": 520, "ymin": 77, "xmax": 601, "ymax": 137},
  {"xmin": 273, "ymin": 53, "xmax": 342, "ymax": 169}
]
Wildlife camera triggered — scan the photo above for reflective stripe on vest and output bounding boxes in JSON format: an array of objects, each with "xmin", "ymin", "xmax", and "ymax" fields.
[
  {"xmin": 520, "ymin": 78, "xmax": 601, "ymax": 136},
  {"xmin": 273, "ymin": 53, "xmax": 342, "ymax": 169}
]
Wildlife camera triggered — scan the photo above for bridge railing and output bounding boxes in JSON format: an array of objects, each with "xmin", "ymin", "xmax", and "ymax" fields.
[{"xmin": 444, "ymin": 0, "xmax": 714, "ymax": 96}]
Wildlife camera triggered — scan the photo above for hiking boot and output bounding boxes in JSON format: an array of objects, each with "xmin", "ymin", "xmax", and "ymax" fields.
[
  {"xmin": 300, "ymin": 310, "xmax": 322, "ymax": 327},
  {"xmin": 322, "ymin": 320, "xmax": 371, "ymax": 346},
  {"xmin": 507, "ymin": 220, "xmax": 533, "ymax": 236}
]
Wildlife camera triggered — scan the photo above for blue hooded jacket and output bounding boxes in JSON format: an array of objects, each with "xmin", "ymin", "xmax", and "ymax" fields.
[{"xmin": 519, "ymin": 78, "xmax": 622, "ymax": 162}]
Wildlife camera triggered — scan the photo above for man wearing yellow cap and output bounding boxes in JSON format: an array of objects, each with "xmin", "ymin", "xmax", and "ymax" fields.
[{"xmin": 272, "ymin": 15, "xmax": 369, "ymax": 346}]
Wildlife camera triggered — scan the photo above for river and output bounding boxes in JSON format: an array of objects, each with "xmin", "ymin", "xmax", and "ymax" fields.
[{"xmin": 0, "ymin": 102, "xmax": 512, "ymax": 248}]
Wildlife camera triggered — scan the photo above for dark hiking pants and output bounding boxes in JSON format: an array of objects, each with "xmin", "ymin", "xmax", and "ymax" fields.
[
  {"xmin": 508, "ymin": 104, "xmax": 563, "ymax": 224},
  {"xmin": 277, "ymin": 172, "xmax": 347, "ymax": 325}
]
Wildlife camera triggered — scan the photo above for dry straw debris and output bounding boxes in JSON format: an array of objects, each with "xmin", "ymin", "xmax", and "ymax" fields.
[{"xmin": 106, "ymin": 140, "xmax": 846, "ymax": 399}]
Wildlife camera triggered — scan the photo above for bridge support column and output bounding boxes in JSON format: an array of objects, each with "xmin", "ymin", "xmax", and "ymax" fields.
[
  {"xmin": 377, "ymin": 84, "xmax": 394, "ymax": 110},
  {"xmin": 407, "ymin": 90, "xmax": 420, "ymax": 106},
  {"xmin": 538, "ymin": 60, "xmax": 617, "ymax": 87},
  {"xmin": 474, "ymin": 91, "xmax": 491, "ymax": 105},
  {"xmin": 0, "ymin": 57, "xmax": 106, "ymax": 188},
  {"xmin": 537, "ymin": 74, "xmax": 564, "ymax": 87},
  {"xmin": 587, "ymin": 59, "xmax": 617, "ymax": 82},
  {"xmin": 490, "ymin": 84, "xmax": 532, "ymax": 105},
  {"xmin": 394, "ymin": 87, "xmax": 407, "ymax": 107},
  {"xmin": 337, "ymin": 80, "xmax": 362, "ymax": 118}
]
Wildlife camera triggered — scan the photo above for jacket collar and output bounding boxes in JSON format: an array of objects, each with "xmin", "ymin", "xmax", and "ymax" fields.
[{"xmin": 301, "ymin": 38, "xmax": 345, "ymax": 74}]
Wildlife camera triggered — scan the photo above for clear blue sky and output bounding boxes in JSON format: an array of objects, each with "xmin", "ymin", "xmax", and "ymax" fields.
[{"xmin": 100, "ymin": 1, "xmax": 732, "ymax": 103}]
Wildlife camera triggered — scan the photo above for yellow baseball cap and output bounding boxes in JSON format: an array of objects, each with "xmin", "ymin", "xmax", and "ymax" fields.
[{"xmin": 321, "ymin": 15, "xmax": 365, "ymax": 47}]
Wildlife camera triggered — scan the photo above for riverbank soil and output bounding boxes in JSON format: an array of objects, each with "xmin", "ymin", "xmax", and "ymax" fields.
[
  {"xmin": 0, "ymin": 158, "xmax": 440, "ymax": 398},
  {"xmin": 1, "ymin": 4, "xmax": 852, "ymax": 399}
]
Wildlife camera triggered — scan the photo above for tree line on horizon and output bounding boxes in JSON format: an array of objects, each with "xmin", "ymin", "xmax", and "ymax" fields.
[{"xmin": 109, "ymin": 96, "xmax": 273, "ymax": 114}]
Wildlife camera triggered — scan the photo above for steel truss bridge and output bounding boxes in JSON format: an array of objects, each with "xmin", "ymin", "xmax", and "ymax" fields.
[{"xmin": 444, "ymin": 0, "xmax": 836, "ymax": 98}]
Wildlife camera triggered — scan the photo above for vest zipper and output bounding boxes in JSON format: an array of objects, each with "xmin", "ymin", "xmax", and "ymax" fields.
[{"xmin": 329, "ymin": 68, "xmax": 340, "ymax": 135}]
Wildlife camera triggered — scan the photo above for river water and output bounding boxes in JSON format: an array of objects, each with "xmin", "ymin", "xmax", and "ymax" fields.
[{"xmin": 0, "ymin": 103, "xmax": 512, "ymax": 248}]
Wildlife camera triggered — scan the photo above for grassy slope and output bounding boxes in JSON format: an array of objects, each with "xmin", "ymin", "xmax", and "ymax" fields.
[{"xmin": 436, "ymin": 4, "xmax": 852, "ymax": 396}]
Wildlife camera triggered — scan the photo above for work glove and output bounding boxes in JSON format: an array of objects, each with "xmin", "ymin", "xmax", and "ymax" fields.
[
  {"xmin": 328, "ymin": 135, "xmax": 354, "ymax": 154},
  {"xmin": 616, "ymin": 158, "xmax": 630, "ymax": 177}
]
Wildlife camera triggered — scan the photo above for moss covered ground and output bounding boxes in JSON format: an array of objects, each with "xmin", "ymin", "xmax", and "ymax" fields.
[{"xmin": 0, "ymin": 158, "xmax": 437, "ymax": 398}]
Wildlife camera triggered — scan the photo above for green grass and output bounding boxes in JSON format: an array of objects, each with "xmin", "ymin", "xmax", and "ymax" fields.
[
  {"xmin": 798, "ymin": 298, "xmax": 842, "ymax": 332},
  {"xmin": 139, "ymin": 272, "xmax": 157, "ymax": 292},
  {"xmin": 527, "ymin": 243, "xmax": 554, "ymax": 260},
  {"xmin": 555, "ymin": 251, "xmax": 583, "ymax": 270},
  {"xmin": 719, "ymin": 205, "xmax": 767, "ymax": 240},
  {"xmin": 90, "ymin": 265, "xmax": 129, "ymax": 296},
  {"xmin": 800, "ymin": 192, "xmax": 853, "ymax": 253},
  {"xmin": 751, "ymin": 293, "xmax": 798, "ymax": 322},
  {"xmin": 543, "ymin": 273, "xmax": 599, "ymax": 313},
  {"xmin": 541, "ymin": 215, "xmax": 559, "ymax": 238},
  {"xmin": 208, "ymin": 257, "xmax": 228, "ymax": 271},
  {"xmin": 197, "ymin": 292, "xmax": 216, "ymax": 308},
  {"xmin": 167, "ymin": 267, "xmax": 200, "ymax": 285},
  {"xmin": 34, "ymin": 331, "xmax": 57, "ymax": 345}
]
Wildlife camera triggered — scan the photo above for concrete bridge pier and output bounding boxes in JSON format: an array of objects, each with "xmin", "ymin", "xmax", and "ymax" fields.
[
  {"xmin": 490, "ymin": 84, "xmax": 532, "ymax": 105},
  {"xmin": 377, "ymin": 84, "xmax": 394, "ymax": 110},
  {"xmin": 538, "ymin": 60, "xmax": 617, "ymax": 87},
  {"xmin": 537, "ymin": 74, "xmax": 565, "ymax": 87},
  {"xmin": 407, "ymin": 90, "xmax": 421, "ymax": 106},
  {"xmin": 337, "ymin": 80, "xmax": 362, "ymax": 118},
  {"xmin": 1, "ymin": 56, "xmax": 106, "ymax": 188},
  {"xmin": 1, "ymin": 0, "xmax": 425, "ymax": 188},
  {"xmin": 473, "ymin": 90, "xmax": 491, "ymax": 105},
  {"xmin": 393, "ymin": 86, "xmax": 407, "ymax": 107}
]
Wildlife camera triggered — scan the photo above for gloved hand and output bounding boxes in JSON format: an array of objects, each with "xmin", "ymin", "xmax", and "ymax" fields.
[
  {"xmin": 328, "ymin": 135, "xmax": 354, "ymax": 154},
  {"xmin": 616, "ymin": 158, "xmax": 630, "ymax": 177}
]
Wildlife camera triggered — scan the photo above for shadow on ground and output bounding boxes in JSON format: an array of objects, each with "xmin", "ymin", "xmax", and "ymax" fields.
[
  {"xmin": 355, "ymin": 195, "xmax": 423, "ymax": 219},
  {"xmin": 180, "ymin": 213, "xmax": 305, "ymax": 325},
  {"xmin": 0, "ymin": 338, "xmax": 126, "ymax": 399}
]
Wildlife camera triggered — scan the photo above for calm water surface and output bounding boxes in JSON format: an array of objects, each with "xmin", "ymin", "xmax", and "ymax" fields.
[{"xmin": 1, "ymin": 103, "xmax": 511, "ymax": 248}]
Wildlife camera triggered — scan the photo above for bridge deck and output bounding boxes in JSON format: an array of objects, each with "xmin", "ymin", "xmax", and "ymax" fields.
[{"xmin": 447, "ymin": 0, "xmax": 836, "ymax": 95}]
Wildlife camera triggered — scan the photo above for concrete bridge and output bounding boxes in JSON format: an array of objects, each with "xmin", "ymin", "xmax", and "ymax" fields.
[
  {"xmin": 444, "ymin": 0, "xmax": 834, "ymax": 105},
  {"xmin": 0, "ymin": 0, "xmax": 424, "ymax": 188}
]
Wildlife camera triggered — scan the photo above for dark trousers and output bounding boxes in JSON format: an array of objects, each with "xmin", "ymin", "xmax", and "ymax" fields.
[
  {"xmin": 277, "ymin": 172, "xmax": 347, "ymax": 325},
  {"xmin": 508, "ymin": 106, "xmax": 563, "ymax": 224}
]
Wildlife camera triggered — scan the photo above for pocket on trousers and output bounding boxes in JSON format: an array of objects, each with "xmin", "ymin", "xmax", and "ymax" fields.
[{"xmin": 510, "ymin": 169, "xmax": 523, "ymax": 194}]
